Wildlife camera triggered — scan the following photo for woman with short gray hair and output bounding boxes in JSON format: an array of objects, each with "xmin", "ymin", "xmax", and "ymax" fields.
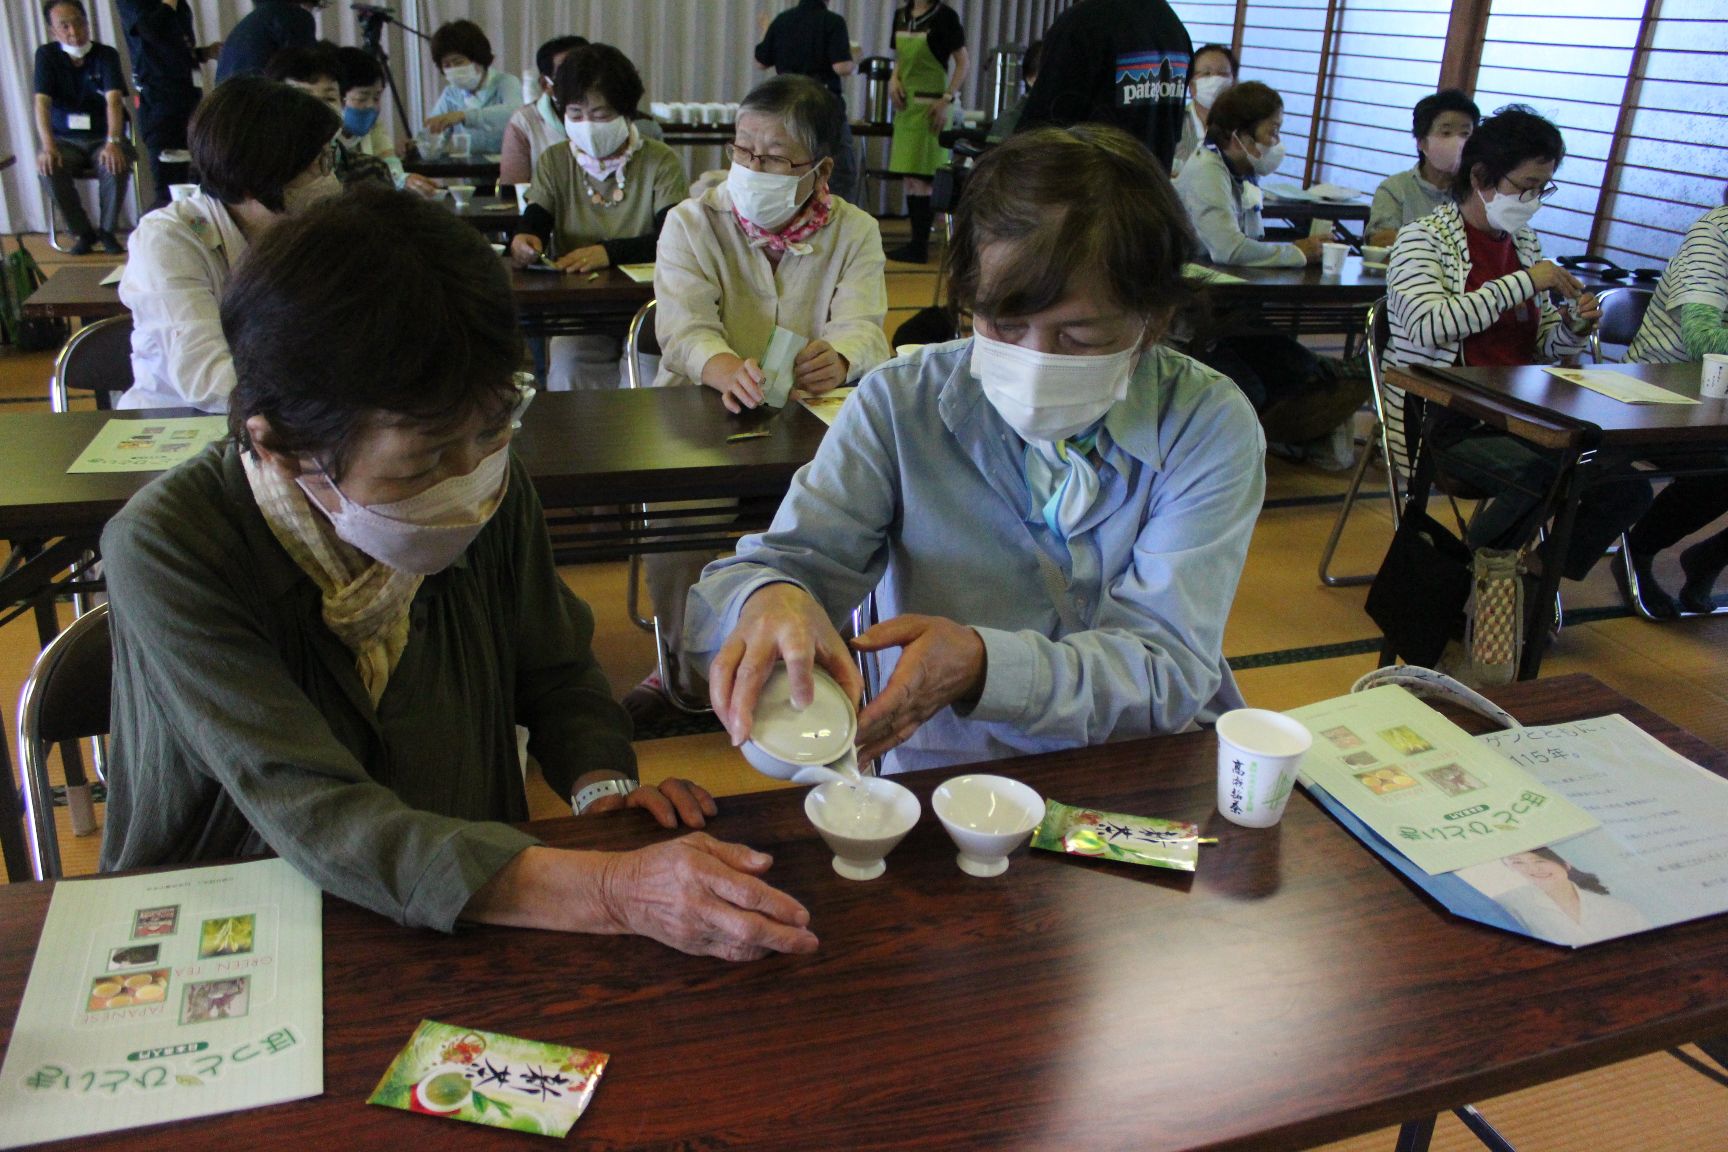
[{"xmin": 634, "ymin": 74, "xmax": 890, "ymax": 713}]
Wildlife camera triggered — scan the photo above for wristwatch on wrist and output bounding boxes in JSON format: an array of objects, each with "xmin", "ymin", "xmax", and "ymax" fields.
[
  {"xmin": 105, "ymin": 136, "xmax": 123, "ymax": 144},
  {"xmin": 572, "ymin": 776, "xmax": 637, "ymax": 815}
]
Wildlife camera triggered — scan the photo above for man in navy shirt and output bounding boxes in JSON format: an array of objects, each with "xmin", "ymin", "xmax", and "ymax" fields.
[
  {"xmin": 114, "ymin": 0, "xmax": 222, "ymax": 209},
  {"xmin": 33, "ymin": 0, "xmax": 132, "ymax": 253},
  {"xmin": 754, "ymin": 0, "xmax": 858, "ymax": 203},
  {"xmin": 216, "ymin": 0, "xmax": 322, "ymax": 84}
]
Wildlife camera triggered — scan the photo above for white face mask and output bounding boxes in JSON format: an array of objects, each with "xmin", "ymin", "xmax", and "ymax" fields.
[
  {"xmin": 565, "ymin": 115, "xmax": 630, "ymax": 160},
  {"xmin": 1192, "ymin": 75, "xmax": 1230, "ymax": 109},
  {"xmin": 61, "ymin": 40, "xmax": 93, "ymax": 60},
  {"xmin": 1422, "ymin": 134, "xmax": 1466, "ymax": 175},
  {"xmin": 283, "ymin": 170, "xmax": 341, "ymax": 215},
  {"xmin": 1478, "ymin": 186, "xmax": 1542, "ymax": 235},
  {"xmin": 298, "ymin": 442, "xmax": 510, "ymax": 574},
  {"xmin": 1235, "ymin": 133, "xmax": 1285, "ymax": 177},
  {"xmin": 970, "ymin": 331, "xmax": 1142, "ymax": 445},
  {"xmin": 444, "ymin": 63, "xmax": 484, "ymax": 93},
  {"xmin": 727, "ymin": 162, "xmax": 813, "ymax": 232}
]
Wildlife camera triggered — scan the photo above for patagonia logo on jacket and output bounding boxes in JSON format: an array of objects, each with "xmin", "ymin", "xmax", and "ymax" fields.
[{"xmin": 1115, "ymin": 51, "xmax": 1189, "ymax": 106}]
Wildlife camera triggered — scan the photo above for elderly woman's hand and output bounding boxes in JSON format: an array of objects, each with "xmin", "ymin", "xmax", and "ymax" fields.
[
  {"xmin": 701, "ymin": 352, "xmax": 768, "ymax": 413},
  {"xmin": 508, "ymin": 234, "xmax": 544, "ymax": 267},
  {"xmin": 425, "ymin": 111, "xmax": 465, "ymax": 134},
  {"xmin": 709, "ymin": 582, "xmax": 864, "ymax": 747},
  {"xmin": 581, "ymin": 778, "xmax": 719, "ymax": 829},
  {"xmin": 851, "ymin": 614, "xmax": 985, "ymax": 764},
  {"xmin": 552, "ymin": 244, "xmax": 610, "ymax": 274},
  {"xmin": 601, "ymin": 834, "xmax": 819, "ymax": 961},
  {"xmin": 404, "ymin": 173, "xmax": 440, "ymax": 197},
  {"xmin": 793, "ymin": 339, "xmax": 848, "ymax": 395}
]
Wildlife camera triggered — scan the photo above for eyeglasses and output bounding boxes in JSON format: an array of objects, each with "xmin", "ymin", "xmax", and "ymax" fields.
[
  {"xmin": 1508, "ymin": 180, "xmax": 1560, "ymax": 204},
  {"xmin": 724, "ymin": 143, "xmax": 816, "ymax": 177}
]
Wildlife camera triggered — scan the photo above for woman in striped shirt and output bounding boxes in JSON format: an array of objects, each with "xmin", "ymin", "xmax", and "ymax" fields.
[
  {"xmin": 1384, "ymin": 104, "xmax": 1650, "ymax": 581},
  {"xmin": 1618, "ymin": 201, "xmax": 1728, "ymax": 616}
]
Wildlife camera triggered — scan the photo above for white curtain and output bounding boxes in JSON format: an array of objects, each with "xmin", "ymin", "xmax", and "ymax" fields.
[{"xmin": 0, "ymin": 0, "xmax": 1076, "ymax": 233}]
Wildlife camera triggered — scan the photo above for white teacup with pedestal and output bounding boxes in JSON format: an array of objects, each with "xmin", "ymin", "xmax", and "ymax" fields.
[
  {"xmin": 932, "ymin": 774, "xmax": 1045, "ymax": 877},
  {"xmin": 805, "ymin": 776, "xmax": 920, "ymax": 880}
]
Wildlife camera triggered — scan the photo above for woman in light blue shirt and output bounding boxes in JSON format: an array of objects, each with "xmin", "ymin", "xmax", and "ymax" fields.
[
  {"xmin": 685, "ymin": 125, "xmax": 1265, "ymax": 774},
  {"xmin": 423, "ymin": 19, "xmax": 518, "ymax": 156}
]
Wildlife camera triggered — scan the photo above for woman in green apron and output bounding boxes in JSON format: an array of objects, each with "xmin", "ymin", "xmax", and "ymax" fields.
[{"xmin": 887, "ymin": 0, "xmax": 968, "ymax": 263}]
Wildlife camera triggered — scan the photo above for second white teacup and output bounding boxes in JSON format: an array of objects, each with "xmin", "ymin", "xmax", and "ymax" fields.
[{"xmin": 932, "ymin": 774, "xmax": 1045, "ymax": 877}]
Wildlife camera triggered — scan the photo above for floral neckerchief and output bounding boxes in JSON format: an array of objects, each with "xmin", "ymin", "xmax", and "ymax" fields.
[{"xmin": 732, "ymin": 186, "xmax": 834, "ymax": 257}]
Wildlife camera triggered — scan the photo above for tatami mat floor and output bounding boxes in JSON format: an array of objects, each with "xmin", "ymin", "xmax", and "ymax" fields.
[{"xmin": 4, "ymin": 229, "xmax": 1728, "ymax": 1148}]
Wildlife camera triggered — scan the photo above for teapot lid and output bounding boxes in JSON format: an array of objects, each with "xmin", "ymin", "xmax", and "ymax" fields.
[{"xmin": 748, "ymin": 667, "xmax": 856, "ymax": 767}]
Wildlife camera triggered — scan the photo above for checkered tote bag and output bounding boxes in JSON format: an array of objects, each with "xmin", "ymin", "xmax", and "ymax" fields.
[{"xmin": 1465, "ymin": 547, "xmax": 1523, "ymax": 686}]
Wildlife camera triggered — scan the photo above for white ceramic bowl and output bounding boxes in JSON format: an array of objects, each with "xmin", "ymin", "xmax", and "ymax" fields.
[
  {"xmin": 805, "ymin": 776, "xmax": 920, "ymax": 880},
  {"xmin": 932, "ymin": 774, "xmax": 1046, "ymax": 877},
  {"xmin": 447, "ymin": 183, "xmax": 476, "ymax": 209},
  {"xmin": 742, "ymin": 666, "xmax": 858, "ymax": 782}
]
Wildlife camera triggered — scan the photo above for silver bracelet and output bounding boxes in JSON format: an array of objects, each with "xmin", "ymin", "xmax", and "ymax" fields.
[{"xmin": 572, "ymin": 776, "xmax": 637, "ymax": 815}]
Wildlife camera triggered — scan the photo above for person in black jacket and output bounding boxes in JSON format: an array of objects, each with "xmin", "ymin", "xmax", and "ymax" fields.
[
  {"xmin": 216, "ymin": 0, "xmax": 322, "ymax": 84},
  {"xmin": 1016, "ymin": 0, "xmax": 1192, "ymax": 172},
  {"xmin": 114, "ymin": 0, "xmax": 223, "ymax": 208}
]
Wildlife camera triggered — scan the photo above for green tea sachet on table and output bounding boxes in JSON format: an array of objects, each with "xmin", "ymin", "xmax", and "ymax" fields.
[{"xmin": 1031, "ymin": 800, "xmax": 1202, "ymax": 872}]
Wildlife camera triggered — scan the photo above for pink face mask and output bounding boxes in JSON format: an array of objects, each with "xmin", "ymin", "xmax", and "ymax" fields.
[
  {"xmin": 298, "ymin": 443, "xmax": 510, "ymax": 574},
  {"xmin": 1423, "ymin": 134, "xmax": 1466, "ymax": 176}
]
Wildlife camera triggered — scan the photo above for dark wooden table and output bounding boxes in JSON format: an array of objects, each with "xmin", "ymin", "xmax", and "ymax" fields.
[
  {"xmin": 1389, "ymin": 361, "xmax": 1728, "ymax": 675},
  {"xmin": 453, "ymin": 197, "xmax": 525, "ymax": 236},
  {"xmin": 21, "ymin": 263, "xmax": 651, "ymax": 334},
  {"xmin": 0, "ymin": 389, "xmax": 819, "ymax": 559},
  {"xmin": 1262, "ymin": 195, "xmax": 1373, "ymax": 246},
  {"xmin": 1197, "ymin": 255, "xmax": 1383, "ymax": 345},
  {"xmin": 3, "ymin": 675, "xmax": 1727, "ymax": 1151},
  {"xmin": 19, "ymin": 264, "xmax": 124, "ymax": 322},
  {"xmin": 402, "ymin": 154, "xmax": 502, "ymax": 183}
]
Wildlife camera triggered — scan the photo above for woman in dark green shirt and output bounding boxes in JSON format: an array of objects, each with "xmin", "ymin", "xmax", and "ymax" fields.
[{"xmin": 99, "ymin": 186, "xmax": 818, "ymax": 962}]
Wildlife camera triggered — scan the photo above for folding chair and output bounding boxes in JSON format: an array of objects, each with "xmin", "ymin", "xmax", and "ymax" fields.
[
  {"xmin": 15, "ymin": 602, "xmax": 112, "ymax": 882},
  {"xmin": 42, "ymin": 120, "xmax": 141, "ymax": 254},
  {"xmin": 51, "ymin": 314, "xmax": 134, "ymax": 411},
  {"xmin": 1588, "ymin": 286, "xmax": 1655, "ymax": 364},
  {"xmin": 1318, "ymin": 299, "xmax": 1396, "ymax": 586}
]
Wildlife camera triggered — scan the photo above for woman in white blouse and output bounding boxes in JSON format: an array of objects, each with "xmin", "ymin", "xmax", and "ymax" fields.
[
  {"xmin": 635, "ymin": 74, "xmax": 890, "ymax": 713},
  {"xmin": 119, "ymin": 76, "xmax": 341, "ymax": 412}
]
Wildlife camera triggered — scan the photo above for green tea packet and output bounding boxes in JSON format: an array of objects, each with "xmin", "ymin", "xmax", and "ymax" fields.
[
  {"xmin": 368, "ymin": 1020, "xmax": 607, "ymax": 1137},
  {"xmin": 1031, "ymin": 800, "xmax": 1201, "ymax": 872}
]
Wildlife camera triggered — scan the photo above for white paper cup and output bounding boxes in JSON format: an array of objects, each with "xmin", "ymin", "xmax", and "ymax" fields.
[
  {"xmin": 1216, "ymin": 709, "xmax": 1312, "ymax": 828},
  {"xmin": 1321, "ymin": 242, "xmax": 1348, "ymax": 275},
  {"xmin": 513, "ymin": 182, "xmax": 531, "ymax": 213},
  {"xmin": 1702, "ymin": 354, "xmax": 1728, "ymax": 400},
  {"xmin": 168, "ymin": 183, "xmax": 199, "ymax": 202}
]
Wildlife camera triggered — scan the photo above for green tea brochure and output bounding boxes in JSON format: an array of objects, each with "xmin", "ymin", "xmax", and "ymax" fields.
[
  {"xmin": 1288, "ymin": 685, "xmax": 1598, "ymax": 875},
  {"xmin": 369, "ymin": 1020, "xmax": 607, "ymax": 1137},
  {"xmin": 0, "ymin": 858, "xmax": 322, "ymax": 1149},
  {"xmin": 798, "ymin": 386, "xmax": 854, "ymax": 427},
  {"xmin": 617, "ymin": 262, "xmax": 655, "ymax": 283},
  {"xmin": 1182, "ymin": 262, "xmax": 1247, "ymax": 285},
  {"xmin": 1306, "ymin": 714, "xmax": 1728, "ymax": 948},
  {"xmin": 66, "ymin": 416, "xmax": 228, "ymax": 474},
  {"xmin": 1032, "ymin": 800, "xmax": 1200, "ymax": 871},
  {"xmin": 1541, "ymin": 365, "xmax": 1699, "ymax": 405}
]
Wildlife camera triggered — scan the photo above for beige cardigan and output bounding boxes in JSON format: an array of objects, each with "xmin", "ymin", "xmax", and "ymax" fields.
[{"xmin": 652, "ymin": 185, "xmax": 891, "ymax": 388}]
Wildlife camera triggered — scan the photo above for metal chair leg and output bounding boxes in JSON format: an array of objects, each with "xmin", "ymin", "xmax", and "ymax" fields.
[
  {"xmin": 41, "ymin": 176, "xmax": 74, "ymax": 254},
  {"xmin": 1394, "ymin": 1116, "xmax": 1436, "ymax": 1152},
  {"xmin": 1319, "ymin": 429, "xmax": 1381, "ymax": 587},
  {"xmin": 1452, "ymin": 1105, "xmax": 1517, "ymax": 1152},
  {"xmin": 651, "ymin": 615, "xmax": 713, "ymax": 715}
]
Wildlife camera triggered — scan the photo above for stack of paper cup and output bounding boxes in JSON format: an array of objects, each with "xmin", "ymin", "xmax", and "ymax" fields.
[
  {"xmin": 1216, "ymin": 708, "xmax": 1312, "ymax": 828},
  {"xmin": 1702, "ymin": 354, "xmax": 1728, "ymax": 400}
]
